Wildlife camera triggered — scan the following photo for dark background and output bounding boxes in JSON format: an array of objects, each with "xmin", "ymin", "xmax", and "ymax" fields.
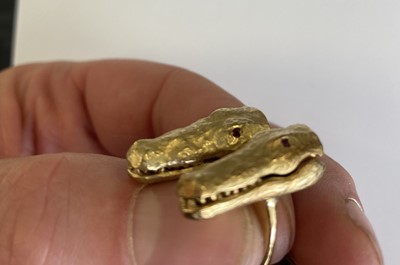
[{"xmin": 0, "ymin": 0, "xmax": 16, "ymax": 70}]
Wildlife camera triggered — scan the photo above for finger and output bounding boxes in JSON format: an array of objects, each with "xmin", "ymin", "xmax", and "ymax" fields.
[
  {"xmin": 289, "ymin": 156, "xmax": 383, "ymax": 265},
  {"xmin": 0, "ymin": 60, "xmax": 240, "ymax": 157},
  {"xmin": 0, "ymin": 154, "xmax": 135, "ymax": 264},
  {"xmin": 0, "ymin": 153, "xmax": 294, "ymax": 265},
  {"xmin": 1, "ymin": 61, "xmax": 382, "ymax": 264}
]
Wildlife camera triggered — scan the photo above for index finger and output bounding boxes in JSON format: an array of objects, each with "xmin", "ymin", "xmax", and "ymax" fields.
[{"xmin": 0, "ymin": 60, "xmax": 241, "ymax": 157}]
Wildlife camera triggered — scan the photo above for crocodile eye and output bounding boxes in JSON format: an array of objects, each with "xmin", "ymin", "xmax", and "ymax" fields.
[
  {"xmin": 232, "ymin": 127, "xmax": 241, "ymax": 138},
  {"xmin": 281, "ymin": 138, "xmax": 290, "ymax": 147}
]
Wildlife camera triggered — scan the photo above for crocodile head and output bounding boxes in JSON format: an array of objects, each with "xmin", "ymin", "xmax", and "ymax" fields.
[
  {"xmin": 177, "ymin": 124, "xmax": 325, "ymax": 219},
  {"xmin": 127, "ymin": 106, "xmax": 270, "ymax": 183}
]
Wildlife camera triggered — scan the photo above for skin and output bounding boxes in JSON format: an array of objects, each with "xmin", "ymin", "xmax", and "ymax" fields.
[{"xmin": 0, "ymin": 60, "xmax": 383, "ymax": 265}]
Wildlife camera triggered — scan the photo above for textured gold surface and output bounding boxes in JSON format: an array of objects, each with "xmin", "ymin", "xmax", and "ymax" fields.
[
  {"xmin": 127, "ymin": 106, "xmax": 269, "ymax": 183},
  {"xmin": 126, "ymin": 106, "xmax": 325, "ymax": 265},
  {"xmin": 177, "ymin": 124, "xmax": 325, "ymax": 219}
]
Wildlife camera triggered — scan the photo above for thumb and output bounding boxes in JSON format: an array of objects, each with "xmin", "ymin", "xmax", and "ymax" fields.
[
  {"xmin": 0, "ymin": 153, "xmax": 294, "ymax": 265},
  {"xmin": 128, "ymin": 176, "xmax": 295, "ymax": 265}
]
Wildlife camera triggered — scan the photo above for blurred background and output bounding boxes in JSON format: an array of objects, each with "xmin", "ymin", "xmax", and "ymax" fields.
[
  {"xmin": 4, "ymin": 0, "xmax": 400, "ymax": 263},
  {"xmin": 0, "ymin": 0, "xmax": 14, "ymax": 70}
]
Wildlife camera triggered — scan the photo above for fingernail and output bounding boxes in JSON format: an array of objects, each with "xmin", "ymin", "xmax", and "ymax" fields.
[
  {"xmin": 345, "ymin": 197, "xmax": 384, "ymax": 265},
  {"xmin": 129, "ymin": 182, "xmax": 260, "ymax": 265}
]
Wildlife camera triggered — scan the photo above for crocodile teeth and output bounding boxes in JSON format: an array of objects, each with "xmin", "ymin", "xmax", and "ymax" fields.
[
  {"xmin": 186, "ymin": 178, "xmax": 267, "ymax": 207},
  {"xmin": 186, "ymin": 199, "xmax": 197, "ymax": 207}
]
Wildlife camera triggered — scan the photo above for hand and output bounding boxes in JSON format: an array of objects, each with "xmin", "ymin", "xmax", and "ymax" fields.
[{"xmin": 0, "ymin": 60, "xmax": 382, "ymax": 265}]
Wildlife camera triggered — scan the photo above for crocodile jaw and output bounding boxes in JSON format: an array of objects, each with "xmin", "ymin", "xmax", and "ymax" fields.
[
  {"xmin": 177, "ymin": 125, "xmax": 325, "ymax": 219},
  {"xmin": 127, "ymin": 106, "xmax": 269, "ymax": 183},
  {"xmin": 180, "ymin": 158, "xmax": 325, "ymax": 219}
]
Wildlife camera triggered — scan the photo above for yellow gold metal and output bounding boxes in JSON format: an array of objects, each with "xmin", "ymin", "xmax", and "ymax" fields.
[
  {"xmin": 177, "ymin": 125, "xmax": 324, "ymax": 219},
  {"xmin": 126, "ymin": 106, "xmax": 325, "ymax": 265},
  {"xmin": 253, "ymin": 198, "xmax": 278, "ymax": 265},
  {"xmin": 127, "ymin": 106, "xmax": 269, "ymax": 183},
  {"xmin": 265, "ymin": 198, "xmax": 278, "ymax": 265}
]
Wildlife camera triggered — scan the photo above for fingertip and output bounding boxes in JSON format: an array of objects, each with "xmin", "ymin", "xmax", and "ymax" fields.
[
  {"xmin": 290, "ymin": 156, "xmax": 383, "ymax": 265},
  {"xmin": 345, "ymin": 197, "xmax": 384, "ymax": 265}
]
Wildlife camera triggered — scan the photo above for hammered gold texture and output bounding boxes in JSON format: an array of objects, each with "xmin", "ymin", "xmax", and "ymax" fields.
[
  {"xmin": 177, "ymin": 124, "xmax": 325, "ymax": 219},
  {"xmin": 126, "ymin": 106, "xmax": 325, "ymax": 265},
  {"xmin": 127, "ymin": 106, "xmax": 270, "ymax": 183}
]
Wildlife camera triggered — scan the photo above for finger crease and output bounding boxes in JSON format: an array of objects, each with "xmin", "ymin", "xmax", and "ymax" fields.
[
  {"xmin": 150, "ymin": 67, "xmax": 182, "ymax": 137},
  {"xmin": 70, "ymin": 66, "xmax": 108, "ymax": 154}
]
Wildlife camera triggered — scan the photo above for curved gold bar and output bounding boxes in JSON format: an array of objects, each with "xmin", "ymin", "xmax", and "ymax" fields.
[{"xmin": 254, "ymin": 198, "xmax": 278, "ymax": 265}]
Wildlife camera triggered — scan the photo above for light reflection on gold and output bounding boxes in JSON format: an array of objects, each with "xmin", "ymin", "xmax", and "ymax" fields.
[{"xmin": 126, "ymin": 106, "xmax": 325, "ymax": 265}]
